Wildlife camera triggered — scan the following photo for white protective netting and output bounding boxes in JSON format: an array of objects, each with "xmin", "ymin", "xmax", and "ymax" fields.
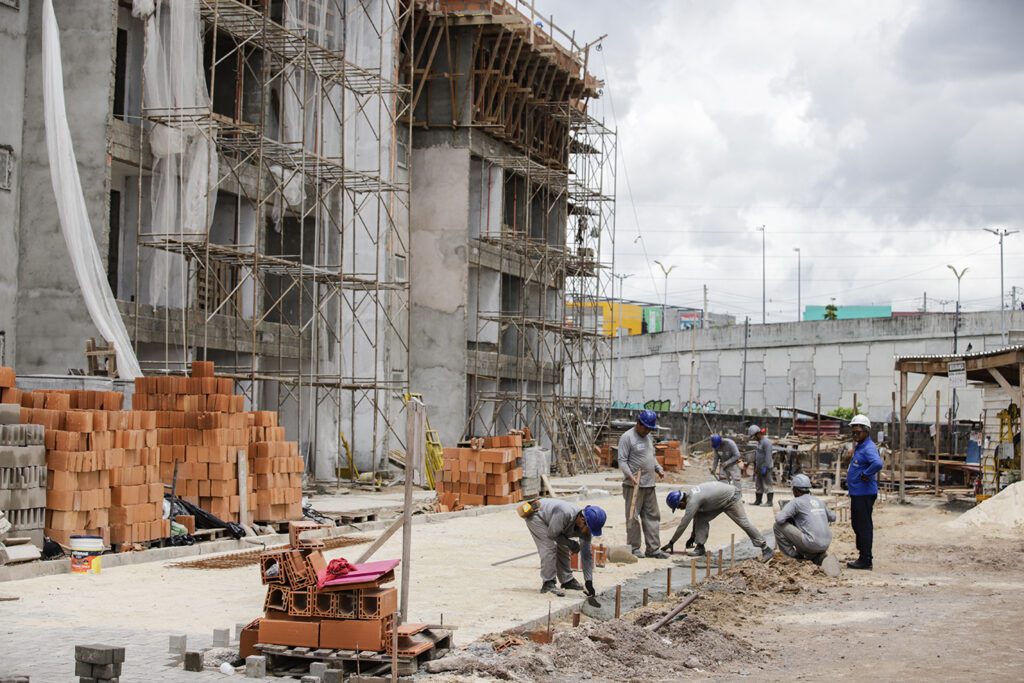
[{"xmin": 42, "ymin": 0, "xmax": 143, "ymax": 379}]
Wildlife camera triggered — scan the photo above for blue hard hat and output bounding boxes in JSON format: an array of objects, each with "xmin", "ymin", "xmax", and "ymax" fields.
[
  {"xmin": 637, "ymin": 409, "xmax": 658, "ymax": 429},
  {"xmin": 710, "ymin": 434, "xmax": 722, "ymax": 448},
  {"xmin": 582, "ymin": 505, "xmax": 606, "ymax": 537},
  {"xmin": 666, "ymin": 490, "xmax": 685, "ymax": 512}
]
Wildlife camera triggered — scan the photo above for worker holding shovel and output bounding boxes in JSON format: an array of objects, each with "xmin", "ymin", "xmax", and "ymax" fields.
[
  {"xmin": 520, "ymin": 499, "xmax": 606, "ymax": 597},
  {"xmin": 710, "ymin": 434, "xmax": 742, "ymax": 488},
  {"xmin": 618, "ymin": 410, "xmax": 669, "ymax": 559}
]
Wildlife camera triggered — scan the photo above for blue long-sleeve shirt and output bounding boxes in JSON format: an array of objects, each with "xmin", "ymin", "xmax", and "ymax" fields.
[{"xmin": 847, "ymin": 437, "xmax": 883, "ymax": 496}]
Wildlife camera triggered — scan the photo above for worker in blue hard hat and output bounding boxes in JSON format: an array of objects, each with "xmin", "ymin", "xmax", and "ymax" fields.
[
  {"xmin": 522, "ymin": 498, "xmax": 604, "ymax": 597},
  {"xmin": 662, "ymin": 481, "xmax": 772, "ymax": 561},
  {"xmin": 618, "ymin": 409, "xmax": 668, "ymax": 559},
  {"xmin": 709, "ymin": 434, "xmax": 742, "ymax": 488}
]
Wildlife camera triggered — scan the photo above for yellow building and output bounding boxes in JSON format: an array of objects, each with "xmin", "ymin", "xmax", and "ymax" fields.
[{"xmin": 566, "ymin": 300, "xmax": 645, "ymax": 336}]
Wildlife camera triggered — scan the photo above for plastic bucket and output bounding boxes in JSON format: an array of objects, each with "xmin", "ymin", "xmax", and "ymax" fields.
[{"xmin": 69, "ymin": 535, "xmax": 104, "ymax": 575}]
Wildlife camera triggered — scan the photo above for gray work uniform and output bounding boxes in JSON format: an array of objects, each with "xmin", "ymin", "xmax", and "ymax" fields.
[
  {"xmin": 525, "ymin": 498, "xmax": 593, "ymax": 584},
  {"xmin": 711, "ymin": 438, "xmax": 742, "ymax": 487},
  {"xmin": 618, "ymin": 427, "xmax": 663, "ymax": 553},
  {"xmin": 666, "ymin": 481, "xmax": 766, "ymax": 549},
  {"xmin": 774, "ymin": 494, "xmax": 836, "ymax": 559},
  {"xmin": 754, "ymin": 436, "xmax": 775, "ymax": 495}
]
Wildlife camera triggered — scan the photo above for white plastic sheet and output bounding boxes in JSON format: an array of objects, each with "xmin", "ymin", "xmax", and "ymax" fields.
[{"xmin": 42, "ymin": 0, "xmax": 142, "ymax": 379}]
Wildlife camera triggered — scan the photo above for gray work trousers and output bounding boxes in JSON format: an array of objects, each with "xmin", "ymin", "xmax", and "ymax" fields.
[
  {"xmin": 774, "ymin": 522, "xmax": 827, "ymax": 560},
  {"xmin": 525, "ymin": 514, "xmax": 573, "ymax": 584},
  {"xmin": 754, "ymin": 467, "xmax": 774, "ymax": 494},
  {"xmin": 692, "ymin": 493, "xmax": 766, "ymax": 548},
  {"xmin": 623, "ymin": 484, "xmax": 661, "ymax": 553},
  {"xmin": 720, "ymin": 463, "xmax": 741, "ymax": 488}
]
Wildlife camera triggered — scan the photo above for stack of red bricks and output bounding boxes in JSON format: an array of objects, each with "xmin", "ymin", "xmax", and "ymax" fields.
[
  {"xmin": 596, "ymin": 444, "xmax": 615, "ymax": 468},
  {"xmin": 241, "ymin": 523, "xmax": 397, "ymax": 656},
  {"xmin": 655, "ymin": 440, "xmax": 684, "ymax": 472},
  {"xmin": 248, "ymin": 410, "xmax": 303, "ymax": 522},
  {"xmin": 436, "ymin": 434, "xmax": 524, "ymax": 508}
]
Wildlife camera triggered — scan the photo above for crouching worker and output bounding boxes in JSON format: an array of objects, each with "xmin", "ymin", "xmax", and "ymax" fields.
[
  {"xmin": 774, "ymin": 474, "xmax": 841, "ymax": 576},
  {"xmin": 661, "ymin": 482, "xmax": 772, "ymax": 561},
  {"xmin": 521, "ymin": 499, "xmax": 605, "ymax": 597}
]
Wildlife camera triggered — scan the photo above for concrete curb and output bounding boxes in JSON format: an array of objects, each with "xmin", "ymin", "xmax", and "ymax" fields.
[{"xmin": 0, "ymin": 490, "xmax": 614, "ymax": 583}]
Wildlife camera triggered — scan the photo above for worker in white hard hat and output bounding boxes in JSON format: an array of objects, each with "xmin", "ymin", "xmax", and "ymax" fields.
[
  {"xmin": 774, "ymin": 473, "xmax": 840, "ymax": 577},
  {"xmin": 748, "ymin": 424, "xmax": 774, "ymax": 507},
  {"xmin": 846, "ymin": 414, "xmax": 883, "ymax": 570}
]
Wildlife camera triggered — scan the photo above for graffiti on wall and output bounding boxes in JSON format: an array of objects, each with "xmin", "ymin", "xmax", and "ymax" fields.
[{"xmin": 611, "ymin": 399, "xmax": 719, "ymax": 413}]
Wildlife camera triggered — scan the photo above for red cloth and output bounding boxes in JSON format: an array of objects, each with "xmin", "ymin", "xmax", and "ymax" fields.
[{"xmin": 326, "ymin": 558, "xmax": 353, "ymax": 579}]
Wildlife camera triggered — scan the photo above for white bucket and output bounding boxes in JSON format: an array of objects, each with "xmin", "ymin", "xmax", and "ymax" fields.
[{"xmin": 69, "ymin": 535, "xmax": 104, "ymax": 575}]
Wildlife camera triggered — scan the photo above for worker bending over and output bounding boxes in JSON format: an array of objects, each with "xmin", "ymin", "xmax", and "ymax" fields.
[
  {"xmin": 618, "ymin": 410, "xmax": 669, "ymax": 559},
  {"xmin": 661, "ymin": 481, "xmax": 772, "ymax": 561},
  {"xmin": 774, "ymin": 474, "xmax": 840, "ymax": 576},
  {"xmin": 522, "ymin": 498, "xmax": 605, "ymax": 597},
  {"xmin": 710, "ymin": 434, "xmax": 741, "ymax": 487},
  {"xmin": 750, "ymin": 424, "xmax": 775, "ymax": 507}
]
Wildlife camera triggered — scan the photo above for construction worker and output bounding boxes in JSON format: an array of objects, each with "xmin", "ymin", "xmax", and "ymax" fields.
[
  {"xmin": 749, "ymin": 424, "xmax": 774, "ymax": 507},
  {"xmin": 846, "ymin": 414, "xmax": 883, "ymax": 570},
  {"xmin": 774, "ymin": 474, "xmax": 841, "ymax": 576},
  {"xmin": 522, "ymin": 499, "xmax": 605, "ymax": 596},
  {"xmin": 709, "ymin": 434, "xmax": 741, "ymax": 487},
  {"xmin": 618, "ymin": 409, "xmax": 669, "ymax": 559},
  {"xmin": 660, "ymin": 481, "xmax": 772, "ymax": 561}
]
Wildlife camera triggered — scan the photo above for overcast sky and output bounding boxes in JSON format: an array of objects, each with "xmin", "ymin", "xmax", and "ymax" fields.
[{"xmin": 543, "ymin": 0, "xmax": 1024, "ymax": 322}]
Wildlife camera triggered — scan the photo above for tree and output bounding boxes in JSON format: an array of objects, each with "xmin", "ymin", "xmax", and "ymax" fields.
[
  {"xmin": 828, "ymin": 404, "xmax": 862, "ymax": 420},
  {"xmin": 824, "ymin": 304, "xmax": 838, "ymax": 320}
]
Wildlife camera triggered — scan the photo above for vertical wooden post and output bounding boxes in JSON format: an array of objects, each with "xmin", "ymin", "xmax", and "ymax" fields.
[
  {"xmin": 666, "ymin": 568, "xmax": 672, "ymax": 596},
  {"xmin": 572, "ymin": 612, "xmax": 581, "ymax": 627},
  {"xmin": 815, "ymin": 394, "xmax": 822, "ymax": 472},
  {"xmin": 792, "ymin": 378, "xmax": 797, "ymax": 434},
  {"xmin": 401, "ymin": 399, "xmax": 425, "ymax": 623},
  {"xmin": 614, "ymin": 584, "xmax": 621, "ymax": 618},
  {"xmin": 717, "ymin": 548, "xmax": 724, "ymax": 575},
  {"xmin": 934, "ymin": 389, "xmax": 941, "ymax": 494},
  {"xmin": 730, "ymin": 534, "xmax": 735, "ymax": 568},
  {"xmin": 690, "ymin": 559, "xmax": 697, "ymax": 586},
  {"xmin": 899, "ymin": 372, "xmax": 908, "ymax": 503},
  {"xmin": 642, "ymin": 588, "xmax": 649, "ymax": 606},
  {"xmin": 705, "ymin": 551, "xmax": 711, "ymax": 580},
  {"xmin": 890, "ymin": 390, "xmax": 897, "ymax": 492}
]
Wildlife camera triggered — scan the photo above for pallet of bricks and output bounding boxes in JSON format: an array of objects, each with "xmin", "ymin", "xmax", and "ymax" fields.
[
  {"xmin": 134, "ymin": 361, "xmax": 302, "ymax": 525},
  {"xmin": 1, "ymin": 367, "xmax": 46, "ymax": 548},
  {"xmin": 435, "ymin": 433, "xmax": 524, "ymax": 509},
  {"xmin": 6, "ymin": 368, "xmax": 167, "ymax": 548},
  {"xmin": 655, "ymin": 439, "xmax": 684, "ymax": 472}
]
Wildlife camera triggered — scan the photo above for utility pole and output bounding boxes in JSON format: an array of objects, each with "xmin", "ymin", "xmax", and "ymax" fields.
[
  {"xmin": 740, "ymin": 317, "xmax": 750, "ymax": 417},
  {"xmin": 948, "ymin": 265, "xmax": 968, "ymax": 458},
  {"xmin": 983, "ymin": 228, "xmax": 1018, "ymax": 346},
  {"xmin": 793, "ymin": 247, "xmax": 801, "ymax": 321},
  {"xmin": 757, "ymin": 226, "xmax": 766, "ymax": 324},
  {"xmin": 702, "ymin": 284, "xmax": 708, "ymax": 329},
  {"xmin": 922, "ymin": 291, "xmax": 927, "ymax": 313},
  {"xmin": 612, "ymin": 273, "xmax": 633, "ymax": 401},
  {"xmin": 653, "ymin": 260, "xmax": 676, "ymax": 332}
]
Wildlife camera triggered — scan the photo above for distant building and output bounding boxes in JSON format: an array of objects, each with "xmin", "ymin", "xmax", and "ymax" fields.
[
  {"xmin": 567, "ymin": 299, "xmax": 735, "ymax": 336},
  {"xmin": 803, "ymin": 305, "xmax": 892, "ymax": 321}
]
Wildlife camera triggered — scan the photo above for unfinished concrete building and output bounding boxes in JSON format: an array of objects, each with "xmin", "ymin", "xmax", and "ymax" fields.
[
  {"xmin": 406, "ymin": 1, "xmax": 616, "ymax": 471},
  {"xmin": 0, "ymin": 0, "xmax": 612, "ymax": 477}
]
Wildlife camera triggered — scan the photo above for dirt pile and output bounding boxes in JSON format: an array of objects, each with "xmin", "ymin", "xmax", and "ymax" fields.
[{"xmin": 948, "ymin": 481, "xmax": 1024, "ymax": 531}]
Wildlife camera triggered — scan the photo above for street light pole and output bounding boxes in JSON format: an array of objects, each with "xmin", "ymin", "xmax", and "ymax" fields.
[
  {"xmin": 984, "ymin": 228, "xmax": 1019, "ymax": 346},
  {"xmin": 653, "ymin": 260, "xmax": 676, "ymax": 332},
  {"xmin": 793, "ymin": 247, "xmax": 801, "ymax": 321},
  {"xmin": 757, "ymin": 226, "xmax": 766, "ymax": 324},
  {"xmin": 612, "ymin": 273, "xmax": 633, "ymax": 402},
  {"xmin": 948, "ymin": 265, "xmax": 968, "ymax": 458}
]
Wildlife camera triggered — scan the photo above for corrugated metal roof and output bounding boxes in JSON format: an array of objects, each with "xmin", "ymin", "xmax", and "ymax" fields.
[{"xmin": 893, "ymin": 344, "xmax": 1024, "ymax": 361}]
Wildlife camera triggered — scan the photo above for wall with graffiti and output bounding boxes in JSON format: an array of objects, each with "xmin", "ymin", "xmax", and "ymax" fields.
[{"xmin": 611, "ymin": 399, "xmax": 718, "ymax": 413}]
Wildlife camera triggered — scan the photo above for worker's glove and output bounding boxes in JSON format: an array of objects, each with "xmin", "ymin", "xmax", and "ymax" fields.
[
  {"xmin": 859, "ymin": 474, "xmax": 870, "ymax": 483},
  {"xmin": 760, "ymin": 466, "xmax": 768, "ymax": 476},
  {"xmin": 661, "ymin": 542, "xmax": 674, "ymax": 554},
  {"xmin": 584, "ymin": 580, "xmax": 596, "ymax": 597},
  {"xmin": 565, "ymin": 539, "xmax": 581, "ymax": 554},
  {"xmin": 685, "ymin": 534, "xmax": 696, "ymax": 549}
]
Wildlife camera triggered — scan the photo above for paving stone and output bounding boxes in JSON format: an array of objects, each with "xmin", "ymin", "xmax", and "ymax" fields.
[
  {"xmin": 90, "ymin": 663, "xmax": 123, "ymax": 679},
  {"xmin": 75, "ymin": 644, "xmax": 125, "ymax": 665},
  {"xmin": 321, "ymin": 671, "xmax": 343, "ymax": 683},
  {"xmin": 169, "ymin": 635, "xmax": 187, "ymax": 655},
  {"xmin": 212, "ymin": 629, "xmax": 231, "ymax": 648},
  {"xmin": 300, "ymin": 677, "xmax": 320, "ymax": 683},
  {"xmin": 184, "ymin": 651, "xmax": 204, "ymax": 672},
  {"xmin": 244, "ymin": 655, "xmax": 266, "ymax": 678},
  {"xmin": 309, "ymin": 662, "xmax": 328, "ymax": 677},
  {"xmin": 0, "ymin": 677, "xmax": 30, "ymax": 683}
]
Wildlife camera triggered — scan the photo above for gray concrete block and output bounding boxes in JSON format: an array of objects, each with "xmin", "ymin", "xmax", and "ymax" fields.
[
  {"xmin": 74, "ymin": 644, "xmax": 125, "ymax": 665},
  {"xmin": 245, "ymin": 655, "xmax": 266, "ymax": 678},
  {"xmin": 300, "ymin": 677, "xmax": 320, "ymax": 683},
  {"xmin": 235, "ymin": 622, "xmax": 247, "ymax": 640},
  {"xmin": 309, "ymin": 662, "xmax": 328, "ymax": 677},
  {"xmin": 169, "ymin": 634, "xmax": 187, "ymax": 654},
  {"xmin": 212, "ymin": 628, "xmax": 230, "ymax": 647},
  {"xmin": 184, "ymin": 651, "xmax": 204, "ymax": 672},
  {"xmin": 321, "ymin": 671, "xmax": 343, "ymax": 683},
  {"xmin": 87, "ymin": 663, "xmax": 121, "ymax": 679},
  {"xmin": 0, "ymin": 677, "xmax": 30, "ymax": 683}
]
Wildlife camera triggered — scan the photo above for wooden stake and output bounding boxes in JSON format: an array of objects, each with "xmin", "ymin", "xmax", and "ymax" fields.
[
  {"xmin": 934, "ymin": 389, "xmax": 941, "ymax": 495},
  {"xmin": 572, "ymin": 612, "xmax": 581, "ymax": 627},
  {"xmin": 730, "ymin": 534, "xmax": 735, "ymax": 568},
  {"xmin": 705, "ymin": 551, "xmax": 711, "ymax": 580},
  {"xmin": 717, "ymin": 548, "xmax": 723, "ymax": 575},
  {"xmin": 690, "ymin": 559, "xmax": 697, "ymax": 586},
  {"xmin": 666, "ymin": 568, "xmax": 672, "ymax": 597},
  {"xmin": 614, "ymin": 585, "xmax": 621, "ymax": 618},
  {"xmin": 642, "ymin": 588, "xmax": 649, "ymax": 606}
]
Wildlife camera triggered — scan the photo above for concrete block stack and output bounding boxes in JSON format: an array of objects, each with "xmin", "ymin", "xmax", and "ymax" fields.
[
  {"xmin": 436, "ymin": 434, "xmax": 524, "ymax": 508},
  {"xmin": 656, "ymin": 440, "xmax": 684, "ymax": 472},
  {"xmin": 0, "ymin": 396, "xmax": 46, "ymax": 546},
  {"xmin": 248, "ymin": 410, "xmax": 303, "ymax": 522},
  {"xmin": 74, "ymin": 644, "xmax": 125, "ymax": 683},
  {"xmin": 252, "ymin": 527, "xmax": 397, "ymax": 654}
]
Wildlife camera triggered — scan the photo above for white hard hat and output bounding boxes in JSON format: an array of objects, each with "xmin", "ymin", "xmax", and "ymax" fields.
[
  {"xmin": 791, "ymin": 473, "xmax": 812, "ymax": 489},
  {"xmin": 747, "ymin": 424, "xmax": 761, "ymax": 437},
  {"xmin": 850, "ymin": 414, "xmax": 871, "ymax": 429}
]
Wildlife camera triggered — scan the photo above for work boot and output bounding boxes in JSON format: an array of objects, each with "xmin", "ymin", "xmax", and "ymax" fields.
[
  {"xmin": 820, "ymin": 554, "xmax": 841, "ymax": 577},
  {"xmin": 760, "ymin": 545, "xmax": 774, "ymax": 562},
  {"xmin": 645, "ymin": 549, "xmax": 670, "ymax": 559},
  {"xmin": 688, "ymin": 543, "xmax": 706, "ymax": 557},
  {"xmin": 753, "ymin": 493, "xmax": 763, "ymax": 506},
  {"xmin": 540, "ymin": 580, "xmax": 566, "ymax": 596},
  {"xmin": 560, "ymin": 578, "xmax": 585, "ymax": 591},
  {"xmin": 846, "ymin": 558, "xmax": 872, "ymax": 571},
  {"xmin": 631, "ymin": 548, "xmax": 645, "ymax": 559},
  {"xmin": 764, "ymin": 493, "xmax": 774, "ymax": 508}
]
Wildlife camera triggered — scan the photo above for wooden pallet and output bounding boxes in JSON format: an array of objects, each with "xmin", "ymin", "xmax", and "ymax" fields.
[
  {"xmin": 256, "ymin": 628, "xmax": 452, "ymax": 676},
  {"xmin": 336, "ymin": 510, "xmax": 379, "ymax": 525}
]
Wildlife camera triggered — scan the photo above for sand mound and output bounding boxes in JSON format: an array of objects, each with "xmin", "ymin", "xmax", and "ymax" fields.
[{"xmin": 949, "ymin": 482, "xmax": 1024, "ymax": 530}]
